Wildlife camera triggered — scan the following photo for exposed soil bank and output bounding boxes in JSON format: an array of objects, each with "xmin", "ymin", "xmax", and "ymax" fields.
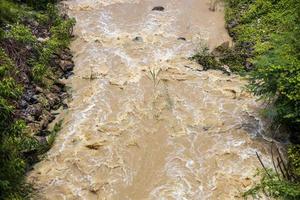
[{"xmin": 28, "ymin": 0, "xmax": 273, "ymax": 199}]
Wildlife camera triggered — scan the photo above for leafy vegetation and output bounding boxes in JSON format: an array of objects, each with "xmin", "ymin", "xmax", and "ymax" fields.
[
  {"xmin": 222, "ymin": 0, "xmax": 300, "ymax": 198},
  {"xmin": 244, "ymin": 169, "xmax": 300, "ymax": 199},
  {"xmin": 0, "ymin": 0, "xmax": 74, "ymax": 199},
  {"xmin": 225, "ymin": 0, "xmax": 300, "ymax": 133}
]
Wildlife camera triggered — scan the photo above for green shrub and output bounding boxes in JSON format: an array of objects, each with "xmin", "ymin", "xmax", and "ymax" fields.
[
  {"xmin": 288, "ymin": 145, "xmax": 300, "ymax": 178},
  {"xmin": 244, "ymin": 169, "xmax": 300, "ymax": 200},
  {"xmin": 0, "ymin": 49, "xmax": 32, "ymax": 199},
  {"xmin": 225, "ymin": 0, "xmax": 300, "ymax": 129},
  {"xmin": 0, "ymin": 0, "xmax": 23, "ymax": 24},
  {"xmin": 13, "ymin": 0, "xmax": 58, "ymax": 10},
  {"xmin": 225, "ymin": 0, "xmax": 300, "ymax": 199},
  {"xmin": 32, "ymin": 63, "xmax": 48, "ymax": 83},
  {"xmin": 5, "ymin": 24, "xmax": 37, "ymax": 44}
]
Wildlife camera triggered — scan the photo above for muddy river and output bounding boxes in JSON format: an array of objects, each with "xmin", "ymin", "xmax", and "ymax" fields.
[{"xmin": 28, "ymin": 0, "xmax": 272, "ymax": 199}]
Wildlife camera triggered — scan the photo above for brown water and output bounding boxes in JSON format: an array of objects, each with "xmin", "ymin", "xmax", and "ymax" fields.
[{"xmin": 28, "ymin": 0, "xmax": 273, "ymax": 199}]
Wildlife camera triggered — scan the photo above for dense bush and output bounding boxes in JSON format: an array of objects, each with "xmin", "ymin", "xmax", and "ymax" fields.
[
  {"xmin": 13, "ymin": 0, "xmax": 58, "ymax": 10},
  {"xmin": 225, "ymin": 0, "xmax": 300, "ymax": 133},
  {"xmin": 0, "ymin": 0, "xmax": 74, "ymax": 199},
  {"xmin": 224, "ymin": 0, "xmax": 300, "ymax": 198}
]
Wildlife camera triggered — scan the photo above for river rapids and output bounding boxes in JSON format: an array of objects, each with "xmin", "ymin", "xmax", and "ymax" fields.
[{"xmin": 28, "ymin": 0, "xmax": 272, "ymax": 199}]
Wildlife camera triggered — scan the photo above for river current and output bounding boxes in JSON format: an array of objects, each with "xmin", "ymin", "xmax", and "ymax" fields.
[{"xmin": 28, "ymin": 0, "xmax": 272, "ymax": 199}]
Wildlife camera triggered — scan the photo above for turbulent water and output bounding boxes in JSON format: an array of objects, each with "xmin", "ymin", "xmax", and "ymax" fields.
[{"xmin": 28, "ymin": 0, "xmax": 273, "ymax": 199}]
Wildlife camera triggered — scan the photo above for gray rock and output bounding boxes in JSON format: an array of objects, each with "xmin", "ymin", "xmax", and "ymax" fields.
[
  {"xmin": 59, "ymin": 60, "xmax": 74, "ymax": 72},
  {"xmin": 46, "ymin": 93, "xmax": 60, "ymax": 109},
  {"xmin": 26, "ymin": 103, "xmax": 43, "ymax": 119}
]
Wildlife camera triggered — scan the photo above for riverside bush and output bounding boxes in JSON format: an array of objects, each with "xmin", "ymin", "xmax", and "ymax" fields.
[
  {"xmin": 224, "ymin": 0, "xmax": 300, "ymax": 198},
  {"xmin": 225, "ymin": 0, "xmax": 300, "ymax": 136}
]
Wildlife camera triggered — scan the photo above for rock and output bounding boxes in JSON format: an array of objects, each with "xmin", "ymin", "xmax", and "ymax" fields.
[
  {"xmin": 60, "ymin": 92, "xmax": 69, "ymax": 100},
  {"xmin": 177, "ymin": 37, "xmax": 186, "ymax": 41},
  {"xmin": 152, "ymin": 6, "xmax": 164, "ymax": 11},
  {"xmin": 39, "ymin": 110, "xmax": 55, "ymax": 129},
  {"xmin": 133, "ymin": 36, "xmax": 143, "ymax": 42},
  {"xmin": 23, "ymin": 89, "xmax": 38, "ymax": 104},
  {"xmin": 20, "ymin": 100, "xmax": 28, "ymax": 109},
  {"xmin": 221, "ymin": 65, "xmax": 231, "ymax": 75},
  {"xmin": 37, "ymin": 37, "xmax": 49, "ymax": 42},
  {"xmin": 50, "ymin": 85, "xmax": 61, "ymax": 94},
  {"xmin": 241, "ymin": 178, "xmax": 252, "ymax": 188},
  {"xmin": 227, "ymin": 20, "xmax": 238, "ymax": 29},
  {"xmin": 59, "ymin": 60, "xmax": 74, "ymax": 72},
  {"xmin": 35, "ymin": 136, "xmax": 48, "ymax": 145},
  {"xmin": 59, "ymin": 51, "xmax": 73, "ymax": 60},
  {"xmin": 62, "ymin": 103, "xmax": 69, "ymax": 109},
  {"xmin": 64, "ymin": 71, "xmax": 74, "ymax": 79},
  {"xmin": 86, "ymin": 143, "xmax": 103, "ymax": 150},
  {"xmin": 26, "ymin": 103, "xmax": 43, "ymax": 119},
  {"xmin": 244, "ymin": 61, "xmax": 253, "ymax": 71},
  {"xmin": 220, "ymin": 41, "xmax": 230, "ymax": 49},
  {"xmin": 212, "ymin": 41, "xmax": 231, "ymax": 57},
  {"xmin": 35, "ymin": 86, "xmax": 44, "ymax": 94},
  {"xmin": 46, "ymin": 93, "xmax": 60, "ymax": 109},
  {"xmin": 54, "ymin": 80, "xmax": 66, "ymax": 89}
]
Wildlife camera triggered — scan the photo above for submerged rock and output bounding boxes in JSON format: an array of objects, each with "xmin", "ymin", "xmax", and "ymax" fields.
[
  {"xmin": 177, "ymin": 37, "xmax": 186, "ymax": 41},
  {"xmin": 133, "ymin": 36, "xmax": 143, "ymax": 42},
  {"xmin": 152, "ymin": 6, "xmax": 164, "ymax": 11}
]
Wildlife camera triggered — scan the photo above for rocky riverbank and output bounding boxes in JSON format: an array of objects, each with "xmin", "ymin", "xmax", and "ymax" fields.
[
  {"xmin": 0, "ymin": 1, "xmax": 75, "ymax": 198},
  {"xmin": 16, "ymin": 48, "xmax": 74, "ymax": 137}
]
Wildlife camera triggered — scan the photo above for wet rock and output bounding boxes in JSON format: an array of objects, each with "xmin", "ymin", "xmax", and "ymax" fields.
[
  {"xmin": 244, "ymin": 60, "xmax": 253, "ymax": 71},
  {"xmin": 86, "ymin": 143, "xmax": 103, "ymax": 150},
  {"xmin": 39, "ymin": 111, "xmax": 55, "ymax": 129},
  {"xmin": 59, "ymin": 50, "xmax": 73, "ymax": 60},
  {"xmin": 46, "ymin": 93, "xmax": 60, "ymax": 109},
  {"xmin": 219, "ymin": 41, "xmax": 230, "ymax": 49},
  {"xmin": 241, "ymin": 114, "xmax": 261, "ymax": 137},
  {"xmin": 35, "ymin": 136, "xmax": 48, "ymax": 145},
  {"xmin": 152, "ymin": 6, "xmax": 164, "ymax": 11},
  {"xmin": 221, "ymin": 65, "xmax": 231, "ymax": 75},
  {"xmin": 59, "ymin": 60, "xmax": 74, "ymax": 72},
  {"xmin": 35, "ymin": 86, "xmax": 43, "ymax": 94},
  {"xmin": 241, "ymin": 177, "xmax": 252, "ymax": 188},
  {"xmin": 177, "ymin": 37, "xmax": 186, "ymax": 41},
  {"xmin": 62, "ymin": 103, "xmax": 69, "ymax": 109},
  {"xmin": 50, "ymin": 85, "xmax": 61, "ymax": 94},
  {"xmin": 227, "ymin": 20, "xmax": 238, "ymax": 30},
  {"xmin": 36, "ymin": 129, "xmax": 51, "ymax": 137},
  {"xmin": 240, "ymin": 41, "xmax": 253, "ymax": 50},
  {"xmin": 23, "ymin": 89, "xmax": 38, "ymax": 104},
  {"xmin": 60, "ymin": 92, "xmax": 69, "ymax": 100},
  {"xmin": 212, "ymin": 41, "xmax": 230, "ymax": 57},
  {"xmin": 64, "ymin": 71, "xmax": 74, "ymax": 79},
  {"xmin": 20, "ymin": 99, "xmax": 28, "ymax": 109},
  {"xmin": 26, "ymin": 103, "xmax": 43, "ymax": 119},
  {"xmin": 133, "ymin": 36, "xmax": 143, "ymax": 42}
]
